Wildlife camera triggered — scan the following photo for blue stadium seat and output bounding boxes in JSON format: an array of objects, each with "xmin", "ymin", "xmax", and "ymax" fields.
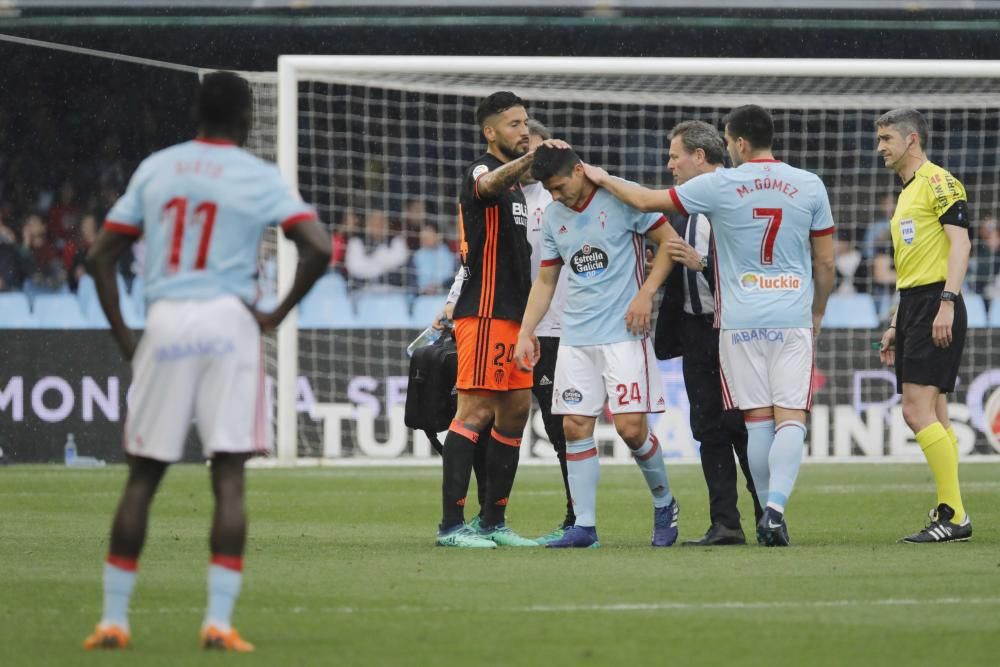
[
  {"xmin": 355, "ymin": 292, "xmax": 413, "ymax": 328},
  {"xmin": 77, "ymin": 275, "xmax": 144, "ymax": 329},
  {"xmin": 298, "ymin": 289, "xmax": 357, "ymax": 328},
  {"xmin": 76, "ymin": 274, "xmax": 100, "ymax": 317},
  {"xmin": 411, "ymin": 294, "xmax": 448, "ymax": 327},
  {"xmin": 989, "ymin": 299, "xmax": 1000, "ymax": 328},
  {"xmin": 0, "ymin": 292, "xmax": 38, "ymax": 328},
  {"xmin": 964, "ymin": 293, "xmax": 988, "ymax": 328},
  {"xmin": 33, "ymin": 294, "xmax": 88, "ymax": 329},
  {"xmin": 303, "ymin": 272, "xmax": 348, "ymax": 303},
  {"xmin": 822, "ymin": 293, "xmax": 879, "ymax": 328},
  {"xmin": 23, "ymin": 279, "xmax": 70, "ymax": 301}
]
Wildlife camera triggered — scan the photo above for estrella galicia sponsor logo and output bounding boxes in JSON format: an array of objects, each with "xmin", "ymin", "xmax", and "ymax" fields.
[
  {"xmin": 570, "ymin": 244, "xmax": 609, "ymax": 278},
  {"xmin": 155, "ymin": 338, "xmax": 235, "ymax": 362},
  {"xmin": 562, "ymin": 388, "xmax": 583, "ymax": 405},
  {"xmin": 739, "ymin": 272, "xmax": 802, "ymax": 291},
  {"xmin": 731, "ymin": 329, "xmax": 785, "ymax": 344}
]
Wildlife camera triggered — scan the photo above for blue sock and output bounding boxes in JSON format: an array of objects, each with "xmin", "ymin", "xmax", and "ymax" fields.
[
  {"xmin": 101, "ymin": 557, "xmax": 137, "ymax": 630},
  {"xmin": 745, "ymin": 418, "xmax": 775, "ymax": 510},
  {"xmin": 631, "ymin": 433, "xmax": 673, "ymax": 508},
  {"xmin": 566, "ymin": 437, "xmax": 600, "ymax": 527},
  {"xmin": 767, "ymin": 421, "xmax": 807, "ymax": 514},
  {"xmin": 204, "ymin": 558, "xmax": 243, "ymax": 631}
]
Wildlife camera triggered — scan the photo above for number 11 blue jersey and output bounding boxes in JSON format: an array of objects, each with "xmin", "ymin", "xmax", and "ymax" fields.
[
  {"xmin": 669, "ymin": 160, "xmax": 835, "ymax": 329},
  {"xmin": 105, "ymin": 138, "xmax": 317, "ymax": 306}
]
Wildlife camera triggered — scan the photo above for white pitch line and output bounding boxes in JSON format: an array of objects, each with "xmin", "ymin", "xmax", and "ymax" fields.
[
  {"xmin": 809, "ymin": 480, "xmax": 1000, "ymax": 494},
  {"xmin": 45, "ymin": 597, "xmax": 1000, "ymax": 617}
]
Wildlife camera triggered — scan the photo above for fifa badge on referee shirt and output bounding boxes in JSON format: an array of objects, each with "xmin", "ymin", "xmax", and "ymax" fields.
[{"xmin": 900, "ymin": 219, "xmax": 916, "ymax": 245}]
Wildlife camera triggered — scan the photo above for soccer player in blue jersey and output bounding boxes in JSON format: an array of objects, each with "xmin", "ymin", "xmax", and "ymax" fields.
[
  {"xmin": 514, "ymin": 144, "xmax": 683, "ymax": 548},
  {"xmin": 584, "ymin": 105, "xmax": 836, "ymax": 547},
  {"xmin": 82, "ymin": 72, "xmax": 331, "ymax": 651}
]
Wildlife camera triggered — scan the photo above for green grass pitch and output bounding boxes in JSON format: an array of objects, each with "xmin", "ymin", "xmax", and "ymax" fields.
[{"xmin": 2, "ymin": 462, "xmax": 998, "ymax": 666}]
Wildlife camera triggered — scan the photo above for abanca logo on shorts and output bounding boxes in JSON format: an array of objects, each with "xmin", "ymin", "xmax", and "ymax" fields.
[{"xmin": 739, "ymin": 273, "xmax": 802, "ymax": 291}]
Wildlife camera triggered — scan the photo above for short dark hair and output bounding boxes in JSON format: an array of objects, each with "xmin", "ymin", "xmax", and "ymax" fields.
[
  {"xmin": 723, "ymin": 105, "xmax": 774, "ymax": 150},
  {"xmin": 875, "ymin": 108, "xmax": 929, "ymax": 150},
  {"xmin": 531, "ymin": 145, "xmax": 581, "ymax": 182},
  {"xmin": 475, "ymin": 91, "xmax": 525, "ymax": 127},
  {"xmin": 669, "ymin": 120, "xmax": 725, "ymax": 165},
  {"xmin": 526, "ymin": 119, "xmax": 552, "ymax": 140},
  {"xmin": 197, "ymin": 71, "xmax": 252, "ymax": 130}
]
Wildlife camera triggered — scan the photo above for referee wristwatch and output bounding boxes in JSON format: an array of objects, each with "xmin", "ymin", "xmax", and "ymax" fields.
[
  {"xmin": 698, "ymin": 255, "xmax": 708, "ymax": 272},
  {"xmin": 940, "ymin": 290, "xmax": 958, "ymax": 302}
]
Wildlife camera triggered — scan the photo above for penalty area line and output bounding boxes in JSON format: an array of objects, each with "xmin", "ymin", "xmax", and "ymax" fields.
[{"xmin": 51, "ymin": 597, "xmax": 1000, "ymax": 617}]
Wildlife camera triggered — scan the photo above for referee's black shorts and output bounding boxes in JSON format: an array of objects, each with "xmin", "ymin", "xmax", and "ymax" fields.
[{"xmin": 895, "ymin": 281, "xmax": 967, "ymax": 394}]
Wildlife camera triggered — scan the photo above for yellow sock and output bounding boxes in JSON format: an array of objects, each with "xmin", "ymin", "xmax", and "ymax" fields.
[
  {"xmin": 946, "ymin": 425, "xmax": 959, "ymax": 459},
  {"xmin": 916, "ymin": 422, "xmax": 966, "ymax": 522}
]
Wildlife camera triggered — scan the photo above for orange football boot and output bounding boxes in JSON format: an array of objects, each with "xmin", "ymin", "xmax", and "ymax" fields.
[
  {"xmin": 200, "ymin": 625, "xmax": 255, "ymax": 652},
  {"xmin": 83, "ymin": 624, "xmax": 130, "ymax": 650}
]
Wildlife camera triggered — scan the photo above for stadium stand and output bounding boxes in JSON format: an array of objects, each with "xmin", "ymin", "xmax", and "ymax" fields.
[
  {"xmin": 964, "ymin": 293, "xmax": 988, "ymax": 328},
  {"xmin": 0, "ymin": 292, "xmax": 37, "ymax": 328},
  {"xmin": 822, "ymin": 293, "xmax": 880, "ymax": 329},
  {"xmin": 32, "ymin": 293, "xmax": 87, "ymax": 329}
]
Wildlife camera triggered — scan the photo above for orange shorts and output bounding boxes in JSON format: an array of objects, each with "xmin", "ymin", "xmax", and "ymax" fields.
[{"xmin": 454, "ymin": 316, "xmax": 533, "ymax": 392}]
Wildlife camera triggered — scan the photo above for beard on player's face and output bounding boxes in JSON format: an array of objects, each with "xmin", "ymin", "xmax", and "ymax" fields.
[{"xmin": 497, "ymin": 135, "xmax": 529, "ymax": 161}]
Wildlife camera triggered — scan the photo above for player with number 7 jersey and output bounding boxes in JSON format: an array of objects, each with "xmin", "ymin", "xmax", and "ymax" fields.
[{"xmin": 584, "ymin": 105, "xmax": 837, "ymax": 547}]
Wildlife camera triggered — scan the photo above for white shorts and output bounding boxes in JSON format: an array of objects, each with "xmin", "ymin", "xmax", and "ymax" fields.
[
  {"xmin": 124, "ymin": 295, "xmax": 270, "ymax": 463},
  {"xmin": 718, "ymin": 327, "xmax": 814, "ymax": 411},
  {"xmin": 552, "ymin": 339, "xmax": 666, "ymax": 416}
]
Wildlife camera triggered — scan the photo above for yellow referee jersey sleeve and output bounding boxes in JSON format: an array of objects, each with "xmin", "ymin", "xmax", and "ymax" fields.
[{"xmin": 890, "ymin": 161, "xmax": 967, "ymax": 289}]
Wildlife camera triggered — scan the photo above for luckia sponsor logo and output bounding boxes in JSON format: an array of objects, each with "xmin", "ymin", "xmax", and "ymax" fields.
[{"xmin": 739, "ymin": 272, "xmax": 802, "ymax": 291}]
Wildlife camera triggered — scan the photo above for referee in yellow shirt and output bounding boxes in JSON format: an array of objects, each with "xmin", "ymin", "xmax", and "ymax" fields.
[{"xmin": 876, "ymin": 108, "xmax": 972, "ymax": 544}]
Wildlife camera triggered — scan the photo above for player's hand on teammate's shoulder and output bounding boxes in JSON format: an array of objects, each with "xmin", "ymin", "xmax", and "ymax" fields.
[
  {"xmin": 581, "ymin": 163, "xmax": 609, "ymax": 186},
  {"xmin": 879, "ymin": 326, "xmax": 896, "ymax": 366},
  {"xmin": 513, "ymin": 331, "xmax": 540, "ymax": 371},
  {"xmin": 666, "ymin": 238, "xmax": 701, "ymax": 271},
  {"xmin": 625, "ymin": 291, "xmax": 653, "ymax": 336}
]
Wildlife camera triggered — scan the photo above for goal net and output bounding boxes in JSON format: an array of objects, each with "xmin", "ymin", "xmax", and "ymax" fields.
[{"xmin": 264, "ymin": 57, "xmax": 1000, "ymax": 464}]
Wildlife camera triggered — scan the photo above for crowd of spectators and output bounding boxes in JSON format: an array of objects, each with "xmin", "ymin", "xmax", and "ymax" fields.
[
  {"xmin": 328, "ymin": 198, "xmax": 458, "ymax": 298},
  {"xmin": 0, "ymin": 49, "xmax": 996, "ymax": 316},
  {"xmin": 5, "ymin": 171, "xmax": 1000, "ymax": 321}
]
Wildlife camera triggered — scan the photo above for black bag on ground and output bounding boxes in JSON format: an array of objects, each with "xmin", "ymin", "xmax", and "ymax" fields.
[{"xmin": 404, "ymin": 334, "xmax": 458, "ymax": 454}]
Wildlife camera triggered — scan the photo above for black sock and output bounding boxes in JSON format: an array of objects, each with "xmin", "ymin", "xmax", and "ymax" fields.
[
  {"xmin": 555, "ymin": 449, "xmax": 575, "ymax": 527},
  {"xmin": 481, "ymin": 427, "xmax": 522, "ymax": 528},
  {"xmin": 472, "ymin": 425, "xmax": 489, "ymax": 514},
  {"xmin": 440, "ymin": 420, "xmax": 480, "ymax": 531}
]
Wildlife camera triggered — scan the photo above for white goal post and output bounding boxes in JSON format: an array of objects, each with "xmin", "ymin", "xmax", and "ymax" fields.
[{"xmin": 270, "ymin": 56, "xmax": 1000, "ymax": 465}]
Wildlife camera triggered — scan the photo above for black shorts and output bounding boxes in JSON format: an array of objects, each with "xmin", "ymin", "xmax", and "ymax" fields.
[{"xmin": 895, "ymin": 282, "xmax": 967, "ymax": 394}]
